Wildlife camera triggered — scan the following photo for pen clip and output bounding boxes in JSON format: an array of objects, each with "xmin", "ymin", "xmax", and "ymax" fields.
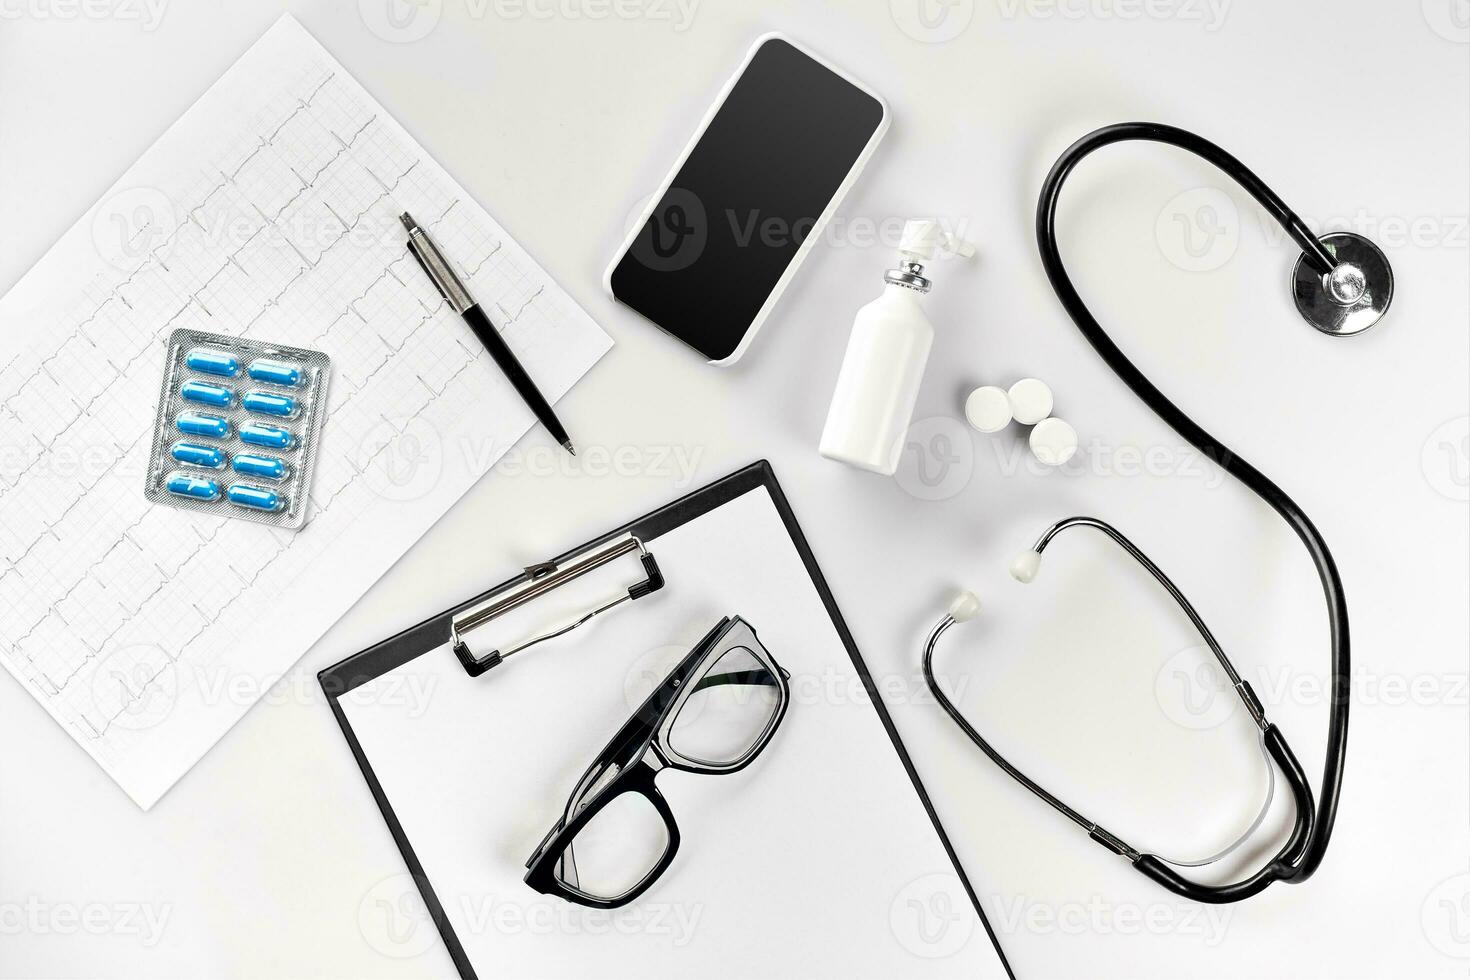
[
  {"xmin": 405, "ymin": 238, "xmax": 444, "ymax": 304},
  {"xmin": 401, "ymin": 212, "xmax": 474, "ymax": 314}
]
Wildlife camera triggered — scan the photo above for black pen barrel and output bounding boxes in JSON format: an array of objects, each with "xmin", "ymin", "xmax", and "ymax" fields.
[{"xmin": 461, "ymin": 303, "xmax": 572, "ymax": 451}]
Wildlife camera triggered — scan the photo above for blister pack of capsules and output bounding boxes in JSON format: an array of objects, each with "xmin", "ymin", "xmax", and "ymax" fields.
[{"xmin": 145, "ymin": 329, "xmax": 331, "ymax": 529}]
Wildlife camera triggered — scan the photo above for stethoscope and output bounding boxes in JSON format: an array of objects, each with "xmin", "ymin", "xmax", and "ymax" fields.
[{"xmin": 923, "ymin": 123, "xmax": 1391, "ymax": 904}]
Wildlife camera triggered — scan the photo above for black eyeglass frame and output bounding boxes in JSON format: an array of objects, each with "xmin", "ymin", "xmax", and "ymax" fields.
[{"xmin": 524, "ymin": 616, "xmax": 790, "ymax": 909}]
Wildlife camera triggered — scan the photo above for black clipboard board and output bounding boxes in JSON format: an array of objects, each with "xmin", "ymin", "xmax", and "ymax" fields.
[{"xmin": 319, "ymin": 461, "xmax": 1013, "ymax": 979}]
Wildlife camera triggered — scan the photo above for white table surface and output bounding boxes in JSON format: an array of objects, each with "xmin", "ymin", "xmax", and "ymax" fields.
[{"xmin": 2, "ymin": 3, "xmax": 1466, "ymax": 978}]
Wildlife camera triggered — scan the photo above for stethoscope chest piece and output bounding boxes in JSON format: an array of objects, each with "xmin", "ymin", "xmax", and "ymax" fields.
[{"xmin": 1292, "ymin": 231, "xmax": 1393, "ymax": 336}]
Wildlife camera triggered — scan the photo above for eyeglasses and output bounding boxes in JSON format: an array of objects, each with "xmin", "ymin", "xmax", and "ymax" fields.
[{"xmin": 524, "ymin": 616, "xmax": 790, "ymax": 909}]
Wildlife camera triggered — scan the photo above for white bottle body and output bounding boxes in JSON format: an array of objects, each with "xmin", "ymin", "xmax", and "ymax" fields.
[{"xmin": 819, "ymin": 284, "xmax": 934, "ymax": 475}]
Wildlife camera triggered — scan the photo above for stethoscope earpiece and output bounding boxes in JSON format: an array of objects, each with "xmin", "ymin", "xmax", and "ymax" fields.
[
  {"xmin": 940, "ymin": 550, "xmax": 1042, "ymax": 627},
  {"xmin": 1008, "ymin": 550, "xmax": 1042, "ymax": 583},
  {"xmin": 946, "ymin": 590, "xmax": 981, "ymax": 624}
]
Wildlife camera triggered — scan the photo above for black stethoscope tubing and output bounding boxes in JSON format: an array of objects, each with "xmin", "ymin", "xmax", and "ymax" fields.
[{"xmin": 924, "ymin": 122, "xmax": 1351, "ymax": 904}]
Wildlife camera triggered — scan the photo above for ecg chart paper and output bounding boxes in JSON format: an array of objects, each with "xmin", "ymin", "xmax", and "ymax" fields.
[{"xmin": 0, "ymin": 15, "xmax": 612, "ymax": 808}]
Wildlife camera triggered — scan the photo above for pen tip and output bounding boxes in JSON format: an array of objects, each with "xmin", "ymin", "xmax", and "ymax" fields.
[
  {"xmin": 399, "ymin": 211, "xmax": 416, "ymax": 232},
  {"xmin": 562, "ymin": 440, "xmax": 576, "ymax": 457}
]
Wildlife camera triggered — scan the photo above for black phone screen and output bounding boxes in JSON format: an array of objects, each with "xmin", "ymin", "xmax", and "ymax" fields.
[{"xmin": 608, "ymin": 38, "xmax": 886, "ymax": 361}]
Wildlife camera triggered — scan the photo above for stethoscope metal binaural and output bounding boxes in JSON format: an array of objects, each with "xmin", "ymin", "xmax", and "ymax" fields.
[{"xmin": 922, "ymin": 123, "xmax": 1389, "ymax": 904}]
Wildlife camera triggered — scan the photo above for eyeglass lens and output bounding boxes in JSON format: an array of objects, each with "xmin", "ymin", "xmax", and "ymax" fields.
[
  {"xmin": 550, "ymin": 628, "xmax": 782, "ymax": 902},
  {"xmin": 667, "ymin": 643, "xmax": 781, "ymax": 768},
  {"xmin": 556, "ymin": 791, "xmax": 671, "ymax": 900}
]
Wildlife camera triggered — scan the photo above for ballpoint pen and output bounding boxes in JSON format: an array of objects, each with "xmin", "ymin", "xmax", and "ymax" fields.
[{"xmin": 400, "ymin": 212, "xmax": 575, "ymax": 456}]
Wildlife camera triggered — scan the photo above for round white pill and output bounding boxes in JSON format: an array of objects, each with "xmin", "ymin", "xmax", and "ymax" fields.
[
  {"xmin": 964, "ymin": 386, "xmax": 1013, "ymax": 433},
  {"xmin": 1029, "ymin": 417, "xmax": 1078, "ymax": 466},
  {"xmin": 1008, "ymin": 378, "xmax": 1054, "ymax": 425}
]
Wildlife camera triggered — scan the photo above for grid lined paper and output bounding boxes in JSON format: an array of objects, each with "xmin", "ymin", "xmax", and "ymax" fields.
[{"xmin": 0, "ymin": 16, "xmax": 612, "ymax": 808}]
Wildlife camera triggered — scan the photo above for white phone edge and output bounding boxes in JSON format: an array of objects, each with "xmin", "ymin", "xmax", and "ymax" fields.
[{"xmin": 602, "ymin": 31, "xmax": 891, "ymax": 366}]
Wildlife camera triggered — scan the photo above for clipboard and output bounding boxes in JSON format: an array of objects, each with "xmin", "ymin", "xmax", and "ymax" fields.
[{"xmin": 319, "ymin": 461, "xmax": 1013, "ymax": 979}]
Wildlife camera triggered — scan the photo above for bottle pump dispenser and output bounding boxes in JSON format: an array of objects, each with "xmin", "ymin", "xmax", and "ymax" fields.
[{"xmin": 819, "ymin": 220, "xmax": 975, "ymax": 475}]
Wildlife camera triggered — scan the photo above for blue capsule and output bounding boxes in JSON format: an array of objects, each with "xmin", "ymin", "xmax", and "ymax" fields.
[
  {"xmin": 166, "ymin": 472, "xmax": 220, "ymax": 501},
  {"xmin": 180, "ymin": 380, "xmax": 234, "ymax": 408},
  {"xmin": 248, "ymin": 359, "xmax": 301, "ymax": 387},
  {"xmin": 232, "ymin": 453, "xmax": 288, "ymax": 480},
  {"xmin": 185, "ymin": 348, "xmax": 240, "ymax": 378},
  {"xmin": 227, "ymin": 483, "xmax": 282, "ymax": 511},
  {"xmin": 238, "ymin": 421, "xmax": 296, "ymax": 450},
  {"xmin": 176, "ymin": 412, "xmax": 230, "ymax": 438},
  {"xmin": 171, "ymin": 442, "xmax": 226, "ymax": 468},
  {"xmin": 242, "ymin": 391, "xmax": 296, "ymax": 418}
]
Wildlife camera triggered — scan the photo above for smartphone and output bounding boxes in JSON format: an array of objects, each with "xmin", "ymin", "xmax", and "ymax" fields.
[{"xmin": 605, "ymin": 34, "xmax": 889, "ymax": 364}]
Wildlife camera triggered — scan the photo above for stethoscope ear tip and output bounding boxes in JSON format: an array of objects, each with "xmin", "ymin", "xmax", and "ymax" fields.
[
  {"xmin": 946, "ymin": 590, "xmax": 982, "ymax": 624},
  {"xmin": 1009, "ymin": 550, "xmax": 1042, "ymax": 584}
]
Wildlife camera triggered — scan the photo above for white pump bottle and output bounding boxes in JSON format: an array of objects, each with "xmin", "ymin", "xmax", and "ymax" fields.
[{"xmin": 819, "ymin": 220, "xmax": 975, "ymax": 475}]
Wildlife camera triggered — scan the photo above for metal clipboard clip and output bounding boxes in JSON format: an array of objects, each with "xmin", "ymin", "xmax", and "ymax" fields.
[{"xmin": 449, "ymin": 535, "xmax": 665, "ymax": 677}]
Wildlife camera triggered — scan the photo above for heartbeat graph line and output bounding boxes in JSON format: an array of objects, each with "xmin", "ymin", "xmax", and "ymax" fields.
[{"xmin": 0, "ymin": 19, "xmax": 611, "ymax": 806}]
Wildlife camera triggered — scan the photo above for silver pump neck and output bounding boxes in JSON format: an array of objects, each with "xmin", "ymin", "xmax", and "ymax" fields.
[{"xmin": 884, "ymin": 260, "xmax": 932, "ymax": 293}]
